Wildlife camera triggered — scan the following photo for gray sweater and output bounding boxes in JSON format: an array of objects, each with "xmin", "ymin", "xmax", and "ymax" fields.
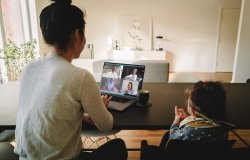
[{"xmin": 14, "ymin": 54, "xmax": 113, "ymax": 160}]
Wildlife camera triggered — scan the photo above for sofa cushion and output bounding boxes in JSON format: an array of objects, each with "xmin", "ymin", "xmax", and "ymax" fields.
[{"xmin": 135, "ymin": 60, "xmax": 169, "ymax": 82}]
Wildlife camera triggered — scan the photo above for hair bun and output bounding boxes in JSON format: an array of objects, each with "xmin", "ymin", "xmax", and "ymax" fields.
[{"xmin": 51, "ymin": 0, "xmax": 72, "ymax": 5}]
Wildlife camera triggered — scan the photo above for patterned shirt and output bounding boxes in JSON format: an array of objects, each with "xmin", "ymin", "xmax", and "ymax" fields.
[{"xmin": 170, "ymin": 116, "xmax": 226, "ymax": 142}]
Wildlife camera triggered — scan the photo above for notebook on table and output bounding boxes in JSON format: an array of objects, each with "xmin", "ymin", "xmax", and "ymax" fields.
[{"xmin": 100, "ymin": 62, "xmax": 145, "ymax": 111}]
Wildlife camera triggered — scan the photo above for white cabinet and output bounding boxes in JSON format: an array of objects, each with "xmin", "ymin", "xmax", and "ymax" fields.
[{"xmin": 112, "ymin": 50, "xmax": 167, "ymax": 60}]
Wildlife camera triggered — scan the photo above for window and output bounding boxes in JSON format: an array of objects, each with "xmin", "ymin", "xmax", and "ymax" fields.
[
  {"xmin": 0, "ymin": 0, "xmax": 39, "ymax": 44},
  {"xmin": 1, "ymin": 0, "xmax": 24, "ymax": 44},
  {"xmin": 0, "ymin": 0, "xmax": 39, "ymax": 82}
]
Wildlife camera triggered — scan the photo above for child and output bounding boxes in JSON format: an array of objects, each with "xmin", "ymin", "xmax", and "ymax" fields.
[
  {"xmin": 168, "ymin": 81, "xmax": 227, "ymax": 143},
  {"xmin": 142, "ymin": 81, "xmax": 229, "ymax": 160}
]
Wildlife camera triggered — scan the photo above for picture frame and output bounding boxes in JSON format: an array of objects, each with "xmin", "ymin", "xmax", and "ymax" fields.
[{"xmin": 119, "ymin": 16, "xmax": 152, "ymax": 50}]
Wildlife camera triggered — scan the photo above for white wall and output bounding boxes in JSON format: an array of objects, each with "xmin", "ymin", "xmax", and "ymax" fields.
[
  {"xmin": 232, "ymin": 0, "xmax": 250, "ymax": 83},
  {"xmin": 35, "ymin": 0, "xmax": 51, "ymax": 56},
  {"xmin": 36, "ymin": 0, "xmax": 241, "ymax": 72}
]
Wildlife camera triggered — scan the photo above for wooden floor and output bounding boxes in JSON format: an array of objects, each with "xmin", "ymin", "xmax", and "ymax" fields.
[
  {"xmin": 82, "ymin": 72, "xmax": 250, "ymax": 160},
  {"xmin": 83, "ymin": 130, "xmax": 250, "ymax": 160}
]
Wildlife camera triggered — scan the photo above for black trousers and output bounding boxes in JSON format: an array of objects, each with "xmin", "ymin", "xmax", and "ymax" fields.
[
  {"xmin": 0, "ymin": 142, "xmax": 19, "ymax": 160},
  {"xmin": 79, "ymin": 138, "xmax": 128, "ymax": 160},
  {"xmin": 0, "ymin": 138, "xmax": 127, "ymax": 160}
]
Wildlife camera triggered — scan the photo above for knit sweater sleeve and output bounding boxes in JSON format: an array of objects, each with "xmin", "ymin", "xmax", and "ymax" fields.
[
  {"xmin": 79, "ymin": 71, "xmax": 113, "ymax": 132},
  {"xmin": 169, "ymin": 123, "xmax": 186, "ymax": 140}
]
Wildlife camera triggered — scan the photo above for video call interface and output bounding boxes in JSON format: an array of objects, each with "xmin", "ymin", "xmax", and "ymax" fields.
[{"xmin": 100, "ymin": 63, "xmax": 145, "ymax": 97}]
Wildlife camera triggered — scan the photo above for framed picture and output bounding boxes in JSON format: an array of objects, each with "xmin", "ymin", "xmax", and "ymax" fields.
[{"xmin": 119, "ymin": 16, "xmax": 152, "ymax": 50}]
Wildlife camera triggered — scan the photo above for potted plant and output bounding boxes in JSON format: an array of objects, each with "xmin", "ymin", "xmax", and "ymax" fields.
[{"xmin": 0, "ymin": 39, "xmax": 39, "ymax": 81}]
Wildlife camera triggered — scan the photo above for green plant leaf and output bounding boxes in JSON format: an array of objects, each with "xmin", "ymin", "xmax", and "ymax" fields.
[{"xmin": 0, "ymin": 39, "xmax": 39, "ymax": 81}]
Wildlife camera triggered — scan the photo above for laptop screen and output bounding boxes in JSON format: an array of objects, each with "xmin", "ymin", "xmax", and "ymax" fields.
[{"xmin": 100, "ymin": 62, "xmax": 145, "ymax": 98}]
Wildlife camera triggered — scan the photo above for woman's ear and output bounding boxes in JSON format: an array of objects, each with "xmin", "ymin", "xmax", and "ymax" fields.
[
  {"xmin": 74, "ymin": 29, "xmax": 82, "ymax": 42},
  {"xmin": 72, "ymin": 29, "xmax": 85, "ymax": 59}
]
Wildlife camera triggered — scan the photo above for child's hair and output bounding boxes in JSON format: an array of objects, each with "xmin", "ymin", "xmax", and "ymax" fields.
[
  {"xmin": 246, "ymin": 79, "xmax": 250, "ymax": 83},
  {"xmin": 40, "ymin": 0, "xmax": 86, "ymax": 51},
  {"xmin": 185, "ymin": 81, "xmax": 226, "ymax": 121}
]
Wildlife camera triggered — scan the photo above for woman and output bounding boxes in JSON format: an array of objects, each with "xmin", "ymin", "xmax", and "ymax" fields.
[
  {"xmin": 106, "ymin": 78, "xmax": 115, "ymax": 91},
  {"xmin": 13, "ymin": 0, "xmax": 127, "ymax": 160},
  {"xmin": 124, "ymin": 82, "xmax": 134, "ymax": 95}
]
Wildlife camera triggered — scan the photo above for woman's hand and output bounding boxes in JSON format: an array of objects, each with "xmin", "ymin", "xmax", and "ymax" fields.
[
  {"xmin": 101, "ymin": 95, "xmax": 112, "ymax": 107},
  {"xmin": 82, "ymin": 113, "xmax": 94, "ymax": 125},
  {"xmin": 173, "ymin": 106, "xmax": 188, "ymax": 124}
]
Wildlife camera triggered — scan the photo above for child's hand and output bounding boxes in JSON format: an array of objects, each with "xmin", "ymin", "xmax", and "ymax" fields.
[{"xmin": 173, "ymin": 106, "xmax": 188, "ymax": 124}]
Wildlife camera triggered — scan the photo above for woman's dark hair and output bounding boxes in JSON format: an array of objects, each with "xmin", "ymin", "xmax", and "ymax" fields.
[
  {"xmin": 185, "ymin": 81, "xmax": 226, "ymax": 120},
  {"xmin": 40, "ymin": 0, "xmax": 86, "ymax": 51},
  {"xmin": 128, "ymin": 82, "xmax": 133, "ymax": 89}
]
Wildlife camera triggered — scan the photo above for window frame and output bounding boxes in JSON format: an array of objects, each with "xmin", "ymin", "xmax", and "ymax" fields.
[{"xmin": 0, "ymin": 0, "xmax": 39, "ymax": 83}]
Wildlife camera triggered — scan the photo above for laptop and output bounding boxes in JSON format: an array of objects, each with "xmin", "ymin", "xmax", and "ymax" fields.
[{"xmin": 100, "ymin": 62, "xmax": 145, "ymax": 111}]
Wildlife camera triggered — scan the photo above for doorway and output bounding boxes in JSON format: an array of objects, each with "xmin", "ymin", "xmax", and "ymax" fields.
[{"xmin": 216, "ymin": 8, "xmax": 240, "ymax": 72}]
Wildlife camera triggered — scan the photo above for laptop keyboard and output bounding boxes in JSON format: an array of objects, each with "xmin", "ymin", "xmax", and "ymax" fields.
[{"xmin": 111, "ymin": 96, "xmax": 131, "ymax": 103}]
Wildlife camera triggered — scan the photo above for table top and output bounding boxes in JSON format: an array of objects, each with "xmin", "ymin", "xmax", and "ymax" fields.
[
  {"xmin": 1, "ymin": 83, "xmax": 250, "ymax": 130},
  {"xmin": 110, "ymin": 83, "xmax": 250, "ymax": 129}
]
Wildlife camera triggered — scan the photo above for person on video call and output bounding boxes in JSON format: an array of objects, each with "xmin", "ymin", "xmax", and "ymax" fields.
[
  {"xmin": 106, "ymin": 78, "xmax": 115, "ymax": 91},
  {"xmin": 0, "ymin": 1, "xmax": 128, "ymax": 160},
  {"xmin": 106, "ymin": 65, "xmax": 119, "ymax": 79},
  {"xmin": 123, "ymin": 82, "xmax": 134, "ymax": 95},
  {"xmin": 126, "ymin": 68, "xmax": 137, "ymax": 81}
]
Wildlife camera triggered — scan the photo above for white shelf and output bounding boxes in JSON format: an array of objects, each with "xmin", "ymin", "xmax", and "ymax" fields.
[{"xmin": 112, "ymin": 50, "xmax": 167, "ymax": 60}]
